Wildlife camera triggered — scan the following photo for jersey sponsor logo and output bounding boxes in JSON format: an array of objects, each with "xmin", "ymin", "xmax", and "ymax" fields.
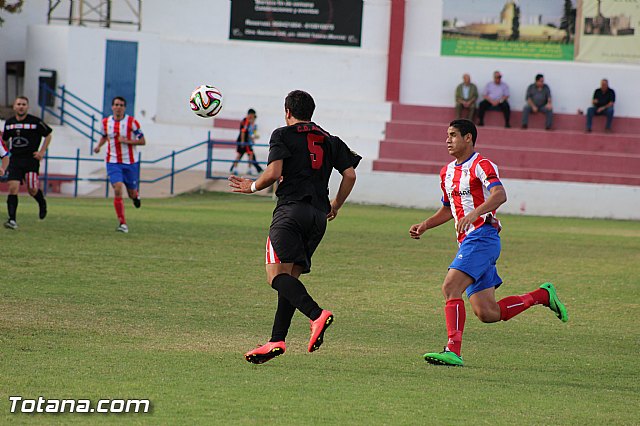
[
  {"xmin": 10, "ymin": 136, "xmax": 30, "ymax": 148},
  {"xmin": 5, "ymin": 124, "xmax": 38, "ymax": 130},
  {"xmin": 448, "ymin": 189, "xmax": 471, "ymax": 198}
]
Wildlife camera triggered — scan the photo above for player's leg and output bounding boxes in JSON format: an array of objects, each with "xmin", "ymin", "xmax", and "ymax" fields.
[
  {"xmin": 124, "ymin": 163, "xmax": 141, "ymax": 208},
  {"xmin": 423, "ymin": 268, "xmax": 471, "ymax": 366},
  {"xmin": 4, "ymin": 157, "xmax": 24, "ymax": 229},
  {"xmin": 249, "ymin": 151, "xmax": 263, "ymax": 174},
  {"xmin": 107, "ymin": 163, "xmax": 127, "ymax": 232},
  {"xmin": 467, "ymin": 251, "xmax": 567, "ymax": 323},
  {"xmin": 230, "ymin": 150, "xmax": 243, "ymax": 174},
  {"xmin": 5, "ymin": 179, "xmax": 20, "ymax": 229},
  {"xmin": 26, "ymin": 172, "xmax": 47, "ymax": 220}
]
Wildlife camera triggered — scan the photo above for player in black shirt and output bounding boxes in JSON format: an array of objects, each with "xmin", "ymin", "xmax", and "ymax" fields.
[
  {"xmin": 229, "ymin": 90, "xmax": 361, "ymax": 364},
  {"xmin": 229, "ymin": 108, "xmax": 263, "ymax": 175},
  {"xmin": 2, "ymin": 96, "xmax": 52, "ymax": 230}
]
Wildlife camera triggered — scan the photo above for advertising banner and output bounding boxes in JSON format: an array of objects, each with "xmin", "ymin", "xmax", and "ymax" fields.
[
  {"xmin": 229, "ymin": 0, "xmax": 363, "ymax": 47},
  {"xmin": 441, "ymin": 0, "xmax": 577, "ymax": 61},
  {"xmin": 575, "ymin": 0, "xmax": 640, "ymax": 63}
]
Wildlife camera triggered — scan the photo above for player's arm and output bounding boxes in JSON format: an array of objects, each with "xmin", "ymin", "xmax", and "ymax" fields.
[
  {"xmin": 228, "ymin": 159, "xmax": 282, "ymax": 193},
  {"xmin": 455, "ymin": 185, "xmax": 507, "ymax": 234},
  {"xmin": 327, "ymin": 167, "xmax": 356, "ymax": 221},
  {"xmin": 409, "ymin": 206, "xmax": 454, "ymax": 240},
  {"xmin": 33, "ymin": 134, "xmax": 52, "ymax": 161},
  {"xmin": 121, "ymin": 135, "xmax": 146, "ymax": 146},
  {"xmin": 93, "ymin": 135, "xmax": 108, "ymax": 153},
  {"xmin": 120, "ymin": 127, "xmax": 146, "ymax": 146}
]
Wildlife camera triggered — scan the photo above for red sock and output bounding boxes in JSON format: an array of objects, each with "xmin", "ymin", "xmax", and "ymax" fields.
[
  {"xmin": 445, "ymin": 298, "xmax": 465, "ymax": 356},
  {"xmin": 114, "ymin": 197, "xmax": 126, "ymax": 224},
  {"xmin": 130, "ymin": 189, "xmax": 139, "ymax": 199},
  {"xmin": 497, "ymin": 288, "xmax": 549, "ymax": 321}
]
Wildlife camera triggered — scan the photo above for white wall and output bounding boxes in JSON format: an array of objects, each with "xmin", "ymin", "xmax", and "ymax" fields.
[
  {"xmin": 401, "ymin": 0, "xmax": 640, "ymax": 117},
  {"xmin": 0, "ymin": 2, "xmax": 49, "ymax": 105},
  {"xmin": 23, "ymin": 1, "xmax": 391, "ymax": 158},
  {"xmin": 25, "ymin": 25, "xmax": 162, "ymax": 125}
]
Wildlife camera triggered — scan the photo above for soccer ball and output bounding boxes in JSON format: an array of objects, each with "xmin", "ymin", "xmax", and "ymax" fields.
[{"xmin": 190, "ymin": 85, "xmax": 223, "ymax": 118}]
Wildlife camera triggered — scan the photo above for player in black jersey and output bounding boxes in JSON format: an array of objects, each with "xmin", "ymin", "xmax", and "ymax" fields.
[
  {"xmin": 2, "ymin": 97, "xmax": 52, "ymax": 230},
  {"xmin": 229, "ymin": 108, "xmax": 263, "ymax": 175},
  {"xmin": 229, "ymin": 90, "xmax": 361, "ymax": 364}
]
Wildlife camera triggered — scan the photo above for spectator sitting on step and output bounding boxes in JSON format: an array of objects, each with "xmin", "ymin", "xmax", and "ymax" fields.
[
  {"xmin": 477, "ymin": 71, "xmax": 511, "ymax": 128},
  {"xmin": 455, "ymin": 73, "xmax": 478, "ymax": 120},
  {"xmin": 586, "ymin": 79, "xmax": 615, "ymax": 133},
  {"xmin": 522, "ymin": 74, "xmax": 553, "ymax": 130}
]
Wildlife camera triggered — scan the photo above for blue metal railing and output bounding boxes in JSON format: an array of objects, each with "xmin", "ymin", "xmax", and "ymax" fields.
[
  {"xmin": 39, "ymin": 84, "xmax": 103, "ymax": 153},
  {"xmin": 206, "ymin": 137, "xmax": 268, "ymax": 180},
  {"xmin": 40, "ymin": 131, "xmax": 267, "ymax": 197},
  {"xmin": 36, "ymin": 86, "xmax": 268, "ymax": 195}
]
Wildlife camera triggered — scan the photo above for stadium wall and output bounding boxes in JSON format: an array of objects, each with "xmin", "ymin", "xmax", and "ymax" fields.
[
  {"xmin": 5, "ymin": 1, "xmax": 640, "ymax": 219},
  {"xmin": 401, "ymin": 0, "xmax": 640, "ymax": 117}
]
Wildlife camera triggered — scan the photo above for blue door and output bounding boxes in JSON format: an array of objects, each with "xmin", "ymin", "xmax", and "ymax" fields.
[{"xmin": 102, "ymin": 40, "xmax": 138, "ymax": 116}]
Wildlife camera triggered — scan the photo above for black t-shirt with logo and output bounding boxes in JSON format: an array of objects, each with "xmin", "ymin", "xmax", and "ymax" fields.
[
  {"xmin": 2, "ymin": 114, "xmax": 52, "ymax": 158},
  {"xmin": 267, "ymin": 122, "xmax": 361, "ymax": 214}
]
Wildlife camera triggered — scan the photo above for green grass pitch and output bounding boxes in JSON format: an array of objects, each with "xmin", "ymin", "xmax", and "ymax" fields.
[{"xmin": 1, "ymin": 192, "xmax": 638, "ymax": 424}]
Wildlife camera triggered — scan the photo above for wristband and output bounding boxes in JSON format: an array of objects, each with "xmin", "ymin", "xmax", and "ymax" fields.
[{"xmin": 250, "ymin": 181, "xmax": 257, "ymax": 193}]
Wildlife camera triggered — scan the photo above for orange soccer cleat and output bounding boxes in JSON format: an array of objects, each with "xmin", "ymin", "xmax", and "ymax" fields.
[
  {"xmin": 244, "ymin": 341, "xmax": 286, "ymax": 364},
  {"xmin": 308, "ymin": 310, "xmax": 334, "ymax": 353}
]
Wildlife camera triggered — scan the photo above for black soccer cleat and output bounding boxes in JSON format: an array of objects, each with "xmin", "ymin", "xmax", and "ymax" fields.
[
  {"xmin": 39, "ymin": 199, "xmax": 47, "ymax": 220},
  {"xmin": 133, "ymin": 198, "xmax": 141, "ymax": 208}
]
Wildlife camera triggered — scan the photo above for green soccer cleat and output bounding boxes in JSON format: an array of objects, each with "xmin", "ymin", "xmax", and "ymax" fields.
[
  {"xmin": 423, "ymin": 348, "xmax": 464, "ymax": 367},
  {"xmin": 540, "ymin": 282, "xmax": 568, "ymax": 323}
]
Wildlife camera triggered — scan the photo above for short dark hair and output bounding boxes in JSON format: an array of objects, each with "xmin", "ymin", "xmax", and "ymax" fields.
[
  {"xmin": 247, "ymin": 108, "xmax": 256, "ymax": 116},
  {"xmin": 285, "ymin": 90, "xmax": 315, "ymax": 121},
  {"xmin": 450, "ymin": 119, "xmax": 477, "ymax": 145},
  {"xmin": 15, "ymin": 96, "xmax": 29, "ymax": 104},
  {"xmin": 112, "ymin": 96, "xmax": 126, "ymax": 106},
  {"xmin": 535, "ymin": 74, "xmax": 544, "ymax": 81}
]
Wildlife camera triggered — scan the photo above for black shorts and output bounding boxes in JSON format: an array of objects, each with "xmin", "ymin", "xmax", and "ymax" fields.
[
  {"xmin": 7, "ymin": 156, "xmax": 40, "ymax": 182},
  {"xmin": 236, "ymin": 144, "xmax": 254, "ymax": 155},
  {"xmin": 268, "ymin": 201, "xmax": 327, "ymax": 274}
]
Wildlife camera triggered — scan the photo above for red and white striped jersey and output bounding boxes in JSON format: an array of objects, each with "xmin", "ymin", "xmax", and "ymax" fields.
[
  {"xmin": 101, "ymin": 115, "xmax": 143, "ymax": 164},
  {"xmin": 440, "ymin": 152, "xmax": 503, "ymax": 244},
  {"xmin": 0, "ymin": 140, "xmax": 8, "ymax": 158}
]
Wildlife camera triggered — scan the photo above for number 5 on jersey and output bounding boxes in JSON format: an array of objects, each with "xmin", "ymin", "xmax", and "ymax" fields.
[{"xmin": 307, "ymin": 134, "xmax": 324, "ymax": 170}]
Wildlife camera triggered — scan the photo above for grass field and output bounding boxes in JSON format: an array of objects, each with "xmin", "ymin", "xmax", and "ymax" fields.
[{"xmin": 1, "ymin": 192, "xmax": 639, "ymax": 424}]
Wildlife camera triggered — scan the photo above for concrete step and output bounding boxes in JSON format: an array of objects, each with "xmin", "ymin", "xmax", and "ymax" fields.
[
  {"xmin": 391, "ymin": 103, "xmax": 640, "ymax": 134},
  {"xmin": 378, "ymin": 140, "xmax": 640, "ymax": 176},
  {"xmin": 384, "ymin": 122, "xmax": 640, "ymax": 151},
  {"xmin": 372, "ymin": 158, "xmax": 640, "ymax": 186}
]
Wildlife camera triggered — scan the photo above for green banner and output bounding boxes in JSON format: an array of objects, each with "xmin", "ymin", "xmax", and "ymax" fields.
[{"xmin": 442, "ymin": 0, "xmax": 577, "ymax": 61}]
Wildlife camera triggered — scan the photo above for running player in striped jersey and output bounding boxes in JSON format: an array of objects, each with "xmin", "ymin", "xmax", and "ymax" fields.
[
  {"xmin": 94, "ymin": 97, "xmax": 146, "ymax": 233},
  {"xmin": 409, "ymin": 119, "xmax": 568, "ymax": 367}
]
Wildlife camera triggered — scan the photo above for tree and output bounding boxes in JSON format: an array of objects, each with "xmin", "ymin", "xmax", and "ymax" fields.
[
  {"xmin": 560, "ymin": 0, "xmax": 576, "ymax": 43},
  {"xmin": 0, "ymin": 0, "xmax": 24, "ymax": 27},
  {"xmin": 510, "ymin": 5, "xmax": 520, "ymax": 41}
]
